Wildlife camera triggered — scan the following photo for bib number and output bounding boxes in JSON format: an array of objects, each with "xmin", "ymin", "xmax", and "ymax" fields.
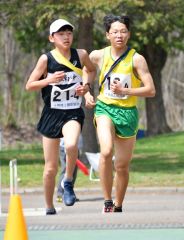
[
  {"xmin": 104, "ymin": 73, "xmax": 131, "ymax": 99},
  {"xmin": 51, "ymin": 83, "xmax": 82, "ymax": 109}
]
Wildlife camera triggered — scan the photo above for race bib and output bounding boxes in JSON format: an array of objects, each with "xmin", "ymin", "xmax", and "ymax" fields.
[
  {"xmin": 48, "ymin": 71, "xmax": 81, "ymax": 85},
  {"xmin": 104, "ymin": 73, "xmax": 131, "ymax": 99},
  {"xmin": 50, "ymin": 83, "xmax": 82, "ymax": 109}
]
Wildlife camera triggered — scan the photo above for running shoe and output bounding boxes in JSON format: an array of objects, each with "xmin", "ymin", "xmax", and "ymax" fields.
[
  {"xmin": 63, "ymin": 180, "xmax": 76, "ymax": 206},
  {"xmin": 56, "ymin": 194, "xmax": 79, "ymax": 203},
  {"xmin": 113, "ymin": 205, "xmax": 122, "ymax": 212},
  {"xmin": 102, "ymin": 200, "xmax": 113, "ymax": 213},
  {"xmin": 46, "ymin": 207, "xmax": 56, "ymax": 215},
  {"xmin": 56, "ymin": 182, "xmax": 79, "ymax": 203}
]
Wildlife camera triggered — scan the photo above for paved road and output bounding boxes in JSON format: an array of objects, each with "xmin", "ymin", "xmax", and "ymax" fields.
[{"xmin": 0, "ymin": 188, "xmax": 184, "ymax": 239}]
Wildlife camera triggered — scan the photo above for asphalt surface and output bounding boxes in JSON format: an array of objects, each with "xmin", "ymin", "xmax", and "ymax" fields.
[{"xmin": 0, "ymin": 187, "xmax": 184, "ymax": 231}]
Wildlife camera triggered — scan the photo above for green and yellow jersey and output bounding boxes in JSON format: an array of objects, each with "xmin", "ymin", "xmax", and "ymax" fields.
[{"xmin": 97, "ymin": 46, "xmax": 141, "ymax": 107}]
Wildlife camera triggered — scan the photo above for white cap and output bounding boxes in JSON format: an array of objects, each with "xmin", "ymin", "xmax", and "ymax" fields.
[{"xmin": 49, "ymin": 19, "xmax": 74, "ymax": 35}]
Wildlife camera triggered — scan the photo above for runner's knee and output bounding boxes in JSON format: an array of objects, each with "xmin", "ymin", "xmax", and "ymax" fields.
[
  {"xmin": 65, "ymin": 142, "xmax": 78, "ymax": 155},
  {"xmin": 100, "ymin": 148, "xmax": 113, "ymax": 163},
  {"xmin": 114, "ymin": 162, "xmax": 129, "ymax": 175},
  {"xmin": 44, "ymin": 166, "xmax": 58, "ymax": 179}
]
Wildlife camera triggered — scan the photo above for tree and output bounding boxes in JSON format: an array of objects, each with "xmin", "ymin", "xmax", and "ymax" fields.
[
  {"xmin": 0, "ymin": 26, "xmax": 41, "ymax": 127},
  {"xmin": 77, "ymin": 15, "xmax": 99, "ymax": 152},
  {"xmin": 1, "ymin": 28, "xmax": 17, "ymax": 127}
]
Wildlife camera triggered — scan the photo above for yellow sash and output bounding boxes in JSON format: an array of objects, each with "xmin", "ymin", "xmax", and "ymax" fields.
[{"xmin": 50, "ymin": 49, "xmax": 82, "ymax": 76}]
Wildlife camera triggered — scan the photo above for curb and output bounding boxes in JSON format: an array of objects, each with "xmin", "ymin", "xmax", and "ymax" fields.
[{"xmin": 1, "ymin": 187, "xmax": 184, "ymax": 195}]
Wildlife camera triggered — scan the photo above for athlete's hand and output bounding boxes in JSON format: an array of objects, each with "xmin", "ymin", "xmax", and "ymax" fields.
[
  {"xmin": 75, "ymin": 84, "xmax": 89, "ymax": 96},
  {"xmin": 110, "ymin": 80, "xmax": 123, "ymax": 95},
  {"xmin": 85, "ymin": 92, "xmax": 96, "ymax": 109},
  {"xmin": 47, "ymin": 71, "xmax": 65, "ymax": 84}
]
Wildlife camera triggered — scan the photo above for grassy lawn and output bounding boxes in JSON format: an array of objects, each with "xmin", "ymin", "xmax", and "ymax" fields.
[
  {"xmin": 130, "ymin": 131, "xmax": 184, "ymax": 187},
  {"xmin": 0, "ymin": 131, "xmax": 184, "ymax": 188}
]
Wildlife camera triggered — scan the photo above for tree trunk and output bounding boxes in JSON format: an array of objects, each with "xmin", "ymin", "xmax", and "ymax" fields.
[
  {"xmin": 162, "ymin": 50, "xmax": 184, "ymax": 131},
  {"xmin": 143, "ymin": 45, "xmax": 171, "ymax": 136},
  {"xmin": 77, "ymin": 15, "xmax": 98, "ymax": 153},
  {"xmin": 3, "ymin": 28, "xmax": 18, "ymax": 127}
]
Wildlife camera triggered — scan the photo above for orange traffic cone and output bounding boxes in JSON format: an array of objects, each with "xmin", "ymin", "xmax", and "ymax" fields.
[{"xmin": 4, "ymin": 194, "xmax": 28, "ymax": 240}]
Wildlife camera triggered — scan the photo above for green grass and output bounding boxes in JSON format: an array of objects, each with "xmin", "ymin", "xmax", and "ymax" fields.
[
  {"xmin": 130, "ymin": 131, "xmax": 184, "ymax": 187},
  {"xmin": 0, "ymin": 131, "xmax": 184, "ymax": 188},
  {"xmin": 0, "ymin": 146, "xmax": 44, "ymax": 187}
]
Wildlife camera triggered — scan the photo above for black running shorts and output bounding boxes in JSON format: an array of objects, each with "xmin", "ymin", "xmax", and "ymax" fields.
[{"xmin": 37, "ymin": 105, "xmax": 85, "ymax": 138}]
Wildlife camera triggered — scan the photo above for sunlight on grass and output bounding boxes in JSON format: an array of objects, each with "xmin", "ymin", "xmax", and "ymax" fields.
[{"xmin": 0, "ymin": 131, "xmax": 184, "ymax": 188}]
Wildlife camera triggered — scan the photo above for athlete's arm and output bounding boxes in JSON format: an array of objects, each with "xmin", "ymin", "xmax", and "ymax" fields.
[
  {"xmin": 83, "ymin": 49, "xmax": 104, "ymax": 108},
  {"xmin": 25, "ymin": 54, "xmax": 65, "ymax": 91},
  {"xmin": 111, "ymin": 53, "xmax": 156, "ymax": 97},
  {"xmin": 75, "ymin": 49, "xmax": 96, "ymax": 96},
  {"xmin": 77, "ymin": 49, "xmax": 96, "ymax": 86}
]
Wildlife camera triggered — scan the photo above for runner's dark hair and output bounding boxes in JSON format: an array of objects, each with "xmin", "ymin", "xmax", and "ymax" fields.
[{"xmin": 103, "ymin": 14, "xmax": 130, "ymax": 32}]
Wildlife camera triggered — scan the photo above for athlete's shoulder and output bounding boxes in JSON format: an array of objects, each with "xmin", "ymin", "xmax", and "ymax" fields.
[
  {"xmin": 133, "ymin": 52, "xmax": 146, "ymax": 65},
  {"xmin": 132, "ymin": 51, "xmax": 149, "ymax": 73},
  {"xmin": 89, "ymin": 48, "xmax": 105, "ymax": 65},
  {"xmin": 40, "ymin": 53, "xmax": 48, "ymax": 60},
  {"xmin": 36, "ymin": 53, "xmax": 48, "ymax": 66},
  {"xmin": 75, "ymin": 48, "xmax": 89, "ymax": 61},
  {"xmin": 90, "ymin": 49, "xmax": 104, "ymax": 56},
  {"xmin": 76, "ymin": 48, "xmax": 88, "ymax": 56}
]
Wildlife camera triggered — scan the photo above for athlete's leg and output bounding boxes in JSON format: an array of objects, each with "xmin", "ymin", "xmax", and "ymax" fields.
[
  {"xmin": 42, "ymin": 136, "xmax": 60, "ymax": 209},
  {"xmin": 57, "ymin": 139, "xmax": 78, "ymax": 199},
  {"xmin": 57, "ymin": 142, "xmax": 66, "ymax": 198},
  {"xmin": 62, "ymin": 120, "xmax": 81, "ymax": 180},
  {"xmin": 96, "ymin": 115, "xmax": 115, "ymax": 201},
  {"xmin": 114, "ymin": 136, "xmax": 136, "ymax": 207}
]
